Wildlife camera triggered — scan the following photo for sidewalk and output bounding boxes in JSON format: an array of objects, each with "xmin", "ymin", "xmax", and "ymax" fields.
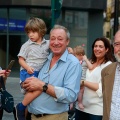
[{"xmin": 2, "ymin": 77, "xmax": 24, "ymax": 120}]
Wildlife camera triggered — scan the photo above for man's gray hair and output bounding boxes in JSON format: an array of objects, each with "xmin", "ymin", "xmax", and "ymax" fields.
[
  {"xmin": 50, "ymin": 25, "xmax": 70, "ymax": 40},
  {"xmin": 114, "ymin": 29, "xmax": 120, "ymax": 42}
]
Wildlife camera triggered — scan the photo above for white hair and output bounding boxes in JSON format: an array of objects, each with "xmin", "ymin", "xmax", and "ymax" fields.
[{"xmin": 50, "ymin": 25, "xmax": 70, "ymax": 40}]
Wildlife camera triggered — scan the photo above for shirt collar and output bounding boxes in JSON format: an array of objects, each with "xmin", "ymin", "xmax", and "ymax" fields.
[
  {"xmin": 48, "ymin": 49, "xmax": 68, "ymax": 62},
  {"xmin": 117, "ymin": 62, "xmax": 120, "ymax": 71},
  {"xmin": 28, "ymin": 38, "xmax": 46, "ymax": 45}
]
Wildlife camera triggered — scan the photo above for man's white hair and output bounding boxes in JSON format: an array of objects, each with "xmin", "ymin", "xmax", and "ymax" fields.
[{"xmin": 50, "ymin": 25, "xmax": 70, "ymax": 40}]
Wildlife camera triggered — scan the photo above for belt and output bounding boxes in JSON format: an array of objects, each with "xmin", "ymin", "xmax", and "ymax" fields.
[{"xmin": 33, "ymin": 114, "xmax": 49, "ymax": 118}]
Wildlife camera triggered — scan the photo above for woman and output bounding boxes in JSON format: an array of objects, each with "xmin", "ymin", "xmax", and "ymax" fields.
[
  {"xmin": 75, "ymin": 37, "xmax": 114, "ymax": 120},
  {"xmin": 0, "ymin": 67, "xmax": 11, "ymax": 119}
]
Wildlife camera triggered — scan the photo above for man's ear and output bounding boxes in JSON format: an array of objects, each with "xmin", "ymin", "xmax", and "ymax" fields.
[{"xmin": 67, "ymin": 39, "xmax": 70, "ymax": 46}]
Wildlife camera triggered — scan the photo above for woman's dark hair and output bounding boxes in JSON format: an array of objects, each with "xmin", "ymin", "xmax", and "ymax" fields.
[{"xmin": 91, "ymin": 37, "xmax": 114, "ymax": 64}]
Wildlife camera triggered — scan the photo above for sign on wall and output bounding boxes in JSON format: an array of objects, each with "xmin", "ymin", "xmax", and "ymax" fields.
[{"xmin": 0, "ymin": 18, "xmax": 26, "ymax": 31}]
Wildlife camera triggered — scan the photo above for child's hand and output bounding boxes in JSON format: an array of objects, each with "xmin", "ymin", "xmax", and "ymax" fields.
[
  {"xmin": 67, "ymin": 47, "xmax": 74, "ymax": 54},
  {"xmin": 27, "ymin": 67, "xmax": 34, "ymax": 74},
  {"xmin": 83, "ymin": 55, "xmax": 87, "ymax": 61}
]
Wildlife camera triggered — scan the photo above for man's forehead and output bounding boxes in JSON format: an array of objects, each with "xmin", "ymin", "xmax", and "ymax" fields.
[
  {"xmin": 114, "ymin": 36, "xmax": 120, "ymax": 42},
  {"xmin": 114, "ymin": 32, "xmax": 120, "ymax": 42},
  {"xmin": 51, "ymin": 28, "xmax": 65, "ymax": 33},
  {"xmin": 50, "ymin": 29, "xmax": 66, "ymax": 36}
]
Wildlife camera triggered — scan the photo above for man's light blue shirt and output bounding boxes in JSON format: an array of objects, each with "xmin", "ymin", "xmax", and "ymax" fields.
[{"xmin": 28, "ymin": 49, "xmax": 82, "ymax": 114}]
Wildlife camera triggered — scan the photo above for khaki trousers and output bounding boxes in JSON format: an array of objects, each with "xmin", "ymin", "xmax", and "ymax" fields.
[{"xmin": 31, "ymin": 112, "xmax": 68, "ymax": 120}]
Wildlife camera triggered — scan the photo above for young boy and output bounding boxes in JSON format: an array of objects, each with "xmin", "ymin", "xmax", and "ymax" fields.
[
  {"xmin": 16, "ymin": 17, "xmax": 50, "ymax": 120},
  {"xmin": 73, "ymin": 46, "xmax": 93, "ymax": 110}
]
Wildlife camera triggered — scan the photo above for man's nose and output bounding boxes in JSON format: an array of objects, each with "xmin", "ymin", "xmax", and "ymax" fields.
[{"xmin": 54, "ymin": 39, "xmax": 59, "ymax": 44}]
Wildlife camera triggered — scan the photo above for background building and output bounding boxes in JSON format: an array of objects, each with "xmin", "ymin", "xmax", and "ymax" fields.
[
  {"xmin": 104, "ymin": 0, "xmax": 120, "ymax": 40},
  {"xmin": 0, "ymin": 0, "xmax": 106, "ymax": 73}
]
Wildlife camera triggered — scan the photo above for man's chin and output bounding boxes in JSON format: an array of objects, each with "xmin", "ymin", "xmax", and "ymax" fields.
[
  {"xmin": 53, "ymin": 49, "xmax": 60, "ymax": 53},
  {"xmin": 53, "ymin": 52, "xmax": 63, "ymax": 56},
  {"xmin": 115, "ymin": 54, "xmax": 120, "ymax": 62}
]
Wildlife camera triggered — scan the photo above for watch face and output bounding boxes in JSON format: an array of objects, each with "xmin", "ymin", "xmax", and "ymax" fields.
[
  {"xmin": 43, "ymin": 85, "xmax": 47, "ymax": 91},
  {"xmin": 43, "ymin": 83, "xmax": 48, "ymax": 92}
]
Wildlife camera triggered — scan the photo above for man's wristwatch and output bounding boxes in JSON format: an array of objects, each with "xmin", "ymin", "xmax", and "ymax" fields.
[{"xmin": 43, "ymin": 83, "xmax": 48, "ymax": 92}]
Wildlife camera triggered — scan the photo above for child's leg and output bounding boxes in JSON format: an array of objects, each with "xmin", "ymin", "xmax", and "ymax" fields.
[
  {"xmin": 20, "ymin": 70, "xmax": 40, "ymax": 106},
  {"xmin": 78, "ymin": 87, "xmax": 84, "ymax": 103},
  {"xmin": 20, "ymin": 69, "xmax": 31, "ymax": 82},
  {"xmin": 16, "ymin": 70, "xmax": 39, "ymax": 120},
  {"xmin": 15, "ymin": 90, "xmax": 42, "ymax": 120},
  {"xmin": 22, "ymin": 90, "xmax": 41, "ymax": 106},
  {"xmin": 22, "ymin": 91, "xmax": 41, "ymax": 120},
  {"xmin": 78, "ymin": 86, "xmax": 84, "ymax": 109},
  {"xmin": 18, "ymin": 90, "xmax": 42, "ymax": 111},
  {"xmin": 69, "ymin": 103, "xmax": 74, "ymax": 110}
]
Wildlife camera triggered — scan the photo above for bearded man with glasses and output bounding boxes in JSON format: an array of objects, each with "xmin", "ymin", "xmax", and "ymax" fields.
[{"xmin": 102, "ymin": 30, "xmax": 120, "ymax": 120}]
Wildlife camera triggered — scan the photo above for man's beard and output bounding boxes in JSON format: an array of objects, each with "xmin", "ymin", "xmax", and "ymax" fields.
[{"xmin": 114, "ymin": 52, "xmax": 120, "ymax": 62}]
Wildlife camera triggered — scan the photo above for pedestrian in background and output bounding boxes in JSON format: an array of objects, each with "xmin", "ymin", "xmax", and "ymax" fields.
[
  {"xmin": 75, "ymin": 37, "xmax": 114, "ymax": 120},
  {"xmin": 0, "ymin": 67, "xmax": 11, "ymax": 119},
  {"xmin": 73, "ymin": 46, "xmax": 93, "ymax": 110},
  {"xmin": 69, "ymin": 46, "xmax": 93, "ymax": 111},
  {"xmin": 102, "ymin": 30, "xmax": 120, "ymax": 120},
  {"xmin": 22, "ymin": 25, "xmax": 82, "ymax": 120}
]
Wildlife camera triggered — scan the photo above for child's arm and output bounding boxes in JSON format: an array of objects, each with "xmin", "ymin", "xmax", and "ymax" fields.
[
  {"xmin": 22, "ymin": 90, "xmax": 42, "ymax": 106},
  {"xmin": 19, "ymin": 56, "xmax": 34, "ymax": 74},
  {"xmin": 67, "ymin": 47, "xmax": 74, "ymax": 54},
  {"xmin": 83, "ymin": 55, "xmax": 93, "ymax": 70}
]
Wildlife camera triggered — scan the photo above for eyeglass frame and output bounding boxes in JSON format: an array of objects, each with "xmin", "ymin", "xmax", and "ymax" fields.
[{"xmin": 113, "ymin": 42, "xmax": 120, "ymax": 47}]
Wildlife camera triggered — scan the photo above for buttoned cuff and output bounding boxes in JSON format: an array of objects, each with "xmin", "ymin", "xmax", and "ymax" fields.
[{"xmin": 96, "ymin": 83, "xmax": 102, "ymax": 97}]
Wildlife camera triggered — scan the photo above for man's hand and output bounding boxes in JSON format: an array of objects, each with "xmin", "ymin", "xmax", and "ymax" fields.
[{"xmin": 23, "ymin": 77, "xmax": 44, "ymax": 92}]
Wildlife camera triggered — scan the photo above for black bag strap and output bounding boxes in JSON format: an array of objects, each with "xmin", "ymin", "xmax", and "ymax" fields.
[{"xmin": 0, "ymin": 76, "xmax": 6, "ymax": 90}]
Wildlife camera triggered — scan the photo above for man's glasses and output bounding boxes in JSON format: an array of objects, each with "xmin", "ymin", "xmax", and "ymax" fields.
[{"xmin": 113, "ymin": 42, "xmax": 120, "ymax": 47}]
